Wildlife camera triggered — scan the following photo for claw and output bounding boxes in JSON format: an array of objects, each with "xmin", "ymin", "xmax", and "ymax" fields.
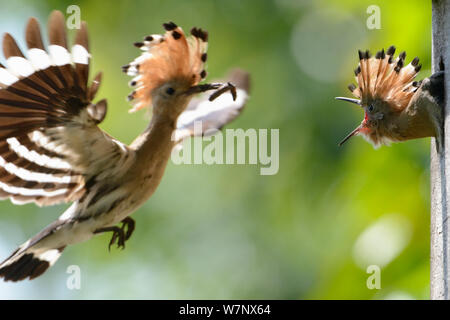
[
  {"xmin": 94, "ymin": 226, "xmax": 125, "ymax": 251},
  {"xmin": 108, "ymin": 227, "xmax": 122, "ymax": 251},
  {"xmin": 94, "ymin": 217, "xmax": 136, "ymax": 251},
  {"xmin": 122, "ymin": 217, "xmax": 135, "ymax": 240}
]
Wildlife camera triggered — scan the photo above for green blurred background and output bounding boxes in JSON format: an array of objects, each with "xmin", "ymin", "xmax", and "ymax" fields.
[{"xmin": 0, "ymin": 0, "xmax": 433, "ymax": 299}]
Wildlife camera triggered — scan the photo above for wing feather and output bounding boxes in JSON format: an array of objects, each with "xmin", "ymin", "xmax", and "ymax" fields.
[
  {"xmin": 25, "ymin": 18, "xmax": 45, "ymax": 50},
  {"xmin": 47, "ymin": 11, "xmax": 68, "ymax": 48},
  {"xmin": 3, "ymin": 33, "xmax": 25, "ymax": 59},
  {"xmin": 0, "ymin": 10, "xmax": 134, "ymax": 207},
  {"xmin": 174, "ymin": 69, "xmax": 249, "ymax": 143}
]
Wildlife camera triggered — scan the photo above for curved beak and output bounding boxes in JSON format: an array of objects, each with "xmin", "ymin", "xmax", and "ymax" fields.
[
  {"xmin": 184, "ymin": 82, "xmax": 237, "ymax": 101},
  {"xmin": 339, "ymin": 125, "xmax": 361, "ymax": 146},
  {"xmin": 184, "ymin": 83, "xmax": 221, "ymax": 96},
  {"xmin": 335, "ymin": 97, "xmax": 361, "ymax": 106}
]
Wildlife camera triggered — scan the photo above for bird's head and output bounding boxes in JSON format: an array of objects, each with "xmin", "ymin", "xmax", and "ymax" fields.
[
  {"xmin": 123, "ymin": 22, "xmax": 215, "ymax": 119},
  {"xmin": 336, "ymin": 96, "xmax": 396, "ymax": 147},
  {"xmin": 336, "ymin": 46, "xmax": 422, "ymax": 147},
  {"xmin": 149, "ymin": 79, "xmax": 197, "ymax": 117}
]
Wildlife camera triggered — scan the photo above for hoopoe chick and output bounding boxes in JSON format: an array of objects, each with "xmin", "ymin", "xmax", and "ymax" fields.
[
  {"xmin": 336, "ymin": 46, "xmax": 444, "ymax": 148},
  {"xmin": 0, "ymin": 11, "xmax": 249, "ymax": 282}
]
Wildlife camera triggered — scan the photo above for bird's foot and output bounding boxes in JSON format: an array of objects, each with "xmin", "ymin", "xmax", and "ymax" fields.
[
  {"xmin": 94, "ymin": 217, "xmax": 136, "ymax": 251},
  {"xmin": 108, "ymin": 226, "xmax": 126, "ymax": 250},
  {"xmin": 121, "ymin": 217, "xmax": 135, "ymax": 241}
]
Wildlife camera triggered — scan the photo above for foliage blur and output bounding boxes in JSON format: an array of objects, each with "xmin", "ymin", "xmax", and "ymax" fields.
[{"xmin": 0, "ymin": 0, "xmax": 432, "ymax": 299}]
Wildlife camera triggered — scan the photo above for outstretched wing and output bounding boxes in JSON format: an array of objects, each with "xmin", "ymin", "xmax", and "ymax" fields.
[
  {"xmin": 0, "ymin": 11, "xmax": 133, "ymax": 206},
  {"xmin": 173, "ymin": 69, "xmax": 250, "ymax": 143}
]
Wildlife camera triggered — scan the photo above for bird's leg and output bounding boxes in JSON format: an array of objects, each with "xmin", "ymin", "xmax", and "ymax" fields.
[{"xmin": 94, "ymin": 217, "xmax": 135, "ymax": 251}]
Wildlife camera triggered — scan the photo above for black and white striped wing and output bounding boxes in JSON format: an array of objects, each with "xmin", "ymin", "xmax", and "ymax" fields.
[
  {"xmin": 0, "ymin": 11, "xmax": 131, "ymax": 206},
  {"xmin": 174, "ymin": 69, "xmax": 250, "ymax": 143}
]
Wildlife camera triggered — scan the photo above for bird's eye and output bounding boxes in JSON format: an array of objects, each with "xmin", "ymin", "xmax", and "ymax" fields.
[
  {"xmin": 368, "ymin": 105, "xmax": 374, "ymax": 112},
  {"xmin": 166, "ymin": 87, "xmax": 175, "ymax": 95}
]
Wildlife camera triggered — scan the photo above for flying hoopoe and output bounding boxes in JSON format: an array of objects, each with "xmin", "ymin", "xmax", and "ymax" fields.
[
  {"xmin": 0, "ymin": 11, "xmax": 249, "ymax": 281},
  {"xmin": 336, "ymin": 46, "xmax": 444, "ymax": 148}
]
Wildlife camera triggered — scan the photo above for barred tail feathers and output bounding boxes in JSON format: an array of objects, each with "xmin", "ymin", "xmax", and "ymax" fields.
[
  {"xmin": 0, "ymin": 219, "xmax": 70, "ymax": 282},
  {"xmin": 0, "ymin": 241, "xmax": 65, "ymax": 282}
]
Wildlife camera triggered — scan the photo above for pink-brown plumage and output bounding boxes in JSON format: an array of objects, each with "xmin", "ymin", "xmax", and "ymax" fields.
[
  {"xmin": 0, "ymin": 11, "xmax": 249, "ymax": 282},
  {"xmin": 349, "ymin": 47, "xmax": 421, "ymax": 110},
  {"xmin": 337, "ymin": 46, "xmax": 443, "ymax": 148},
  {"xmin": 124, "ymin": 22, "xmax": 209, "ymax": 112}
]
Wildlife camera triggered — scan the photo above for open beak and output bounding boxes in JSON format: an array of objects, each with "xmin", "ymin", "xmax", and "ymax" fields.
[
  {"xmin": 339, "ymin": 125, "xmax": 361, "ymax": 146},
  {"xmin": 335, "ymin": 97, "xmax": 361, "ymax": 105},
  {"xmin": 335, "ymin": 96, "xmax": 363, "ymax": 146}
]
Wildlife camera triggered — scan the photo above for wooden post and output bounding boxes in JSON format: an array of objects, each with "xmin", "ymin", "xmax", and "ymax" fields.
[{"xmin": 431, "ymin": 0, "xmax": 450, "ymax": 300}]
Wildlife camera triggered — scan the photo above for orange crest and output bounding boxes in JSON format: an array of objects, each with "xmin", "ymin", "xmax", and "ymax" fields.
[
  {"xmin": 123, "ymin": 22, "xmax": 209, "ymax": 112},
  {"xmin": 348, "ymin": 46, "xmax": 422, "ymax": 110}
]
